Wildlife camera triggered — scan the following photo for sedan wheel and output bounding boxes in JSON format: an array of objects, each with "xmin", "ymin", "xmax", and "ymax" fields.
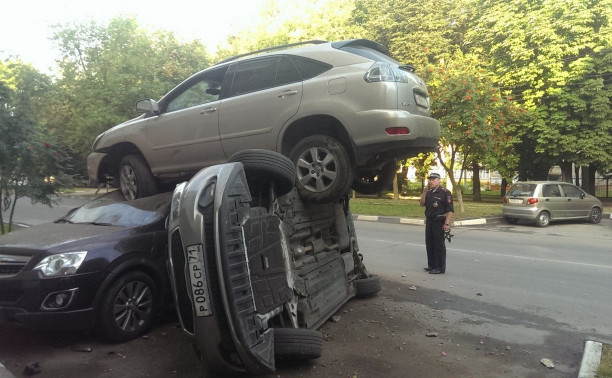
[
  {"xmin": 588, "ymin": 207, "xmax": 602, "ymax": 224},
  {"xmin": 96, "ymin": 271, "xmax": 159, "ymax": 343},
  {"xmin": 535, "ymin": 211, "xmax": 550, "ymax": 227}
]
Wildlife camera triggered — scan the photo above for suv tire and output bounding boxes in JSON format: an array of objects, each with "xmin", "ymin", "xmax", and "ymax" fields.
[
  {"xmin": 119, "ymin": 155, "xmax": 158, "ymax": 200},
  {"xmin": 289, "ymin": 135, "xmax": 353, "ymax": 203},
  {"xmin": 352, "ymin": 160, "xmax": 397, "ymax": 195},
  {"xmin": 228, "ymin": 149, "xmax": 295, "ymax": 196}
]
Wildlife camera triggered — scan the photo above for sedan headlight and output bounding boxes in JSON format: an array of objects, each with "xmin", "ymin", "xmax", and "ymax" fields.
[
  {"xmin": 170, "ymin": 182, "xmax": 187, "ymax": 223},
  {"xmin": 34, "ymin": 251, "xmax": 87, "ymax": 277}
]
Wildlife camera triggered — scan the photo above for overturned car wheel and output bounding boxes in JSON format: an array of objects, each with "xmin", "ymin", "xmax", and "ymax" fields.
[
  {"xmin": 355, "ymin": 274, "xmax": 381, "ymax": 298},
  {"xmin": 274, "ymin": 328, "xmax": 323, "ymax": 360},
  {"xmin": 228, "ymin": 149, "xmax": 296, "ymax": 196}
]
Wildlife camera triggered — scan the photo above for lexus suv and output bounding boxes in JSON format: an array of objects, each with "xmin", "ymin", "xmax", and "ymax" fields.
[
  {"xmin": 88, "ymin": 39, "xmax": 440, "ymax": 202},
  {"xmin": 167, "ymin": 150, "xmax": 380, "ymax": 375}
]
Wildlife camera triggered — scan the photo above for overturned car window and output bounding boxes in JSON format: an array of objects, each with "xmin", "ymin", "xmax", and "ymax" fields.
[{"xmin": 60, "ymin": 191, "xmax": 171, "ymax": 228}]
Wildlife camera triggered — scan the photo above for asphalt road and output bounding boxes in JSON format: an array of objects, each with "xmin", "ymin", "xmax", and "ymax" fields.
[{"xmin": 2, "ymin": 197, "xmax": 611, "ymax": 377}]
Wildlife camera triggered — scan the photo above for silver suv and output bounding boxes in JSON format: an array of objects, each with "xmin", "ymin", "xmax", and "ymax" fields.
[{"xmin": 88, "ymin": 39, "xmax": 440, "ymax": 202}]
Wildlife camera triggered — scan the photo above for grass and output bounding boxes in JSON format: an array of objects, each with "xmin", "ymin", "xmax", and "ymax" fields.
[
  {"xmin": 599, "ymin": 344, "xmax": 612, "ymax": 378},
  {"xmin": 1, "ymin": 223, "xmax": 24, "ymax": 235},
  {"xmin": 350, "ymin": 192, "xmax": 612, "ymax": 220}
]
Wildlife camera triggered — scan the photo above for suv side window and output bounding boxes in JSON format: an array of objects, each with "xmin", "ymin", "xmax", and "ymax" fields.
[
  {"xmin": 560, "ymin": 184, "xmax": 583, "ymax": 198},
  {"xmin": 229, "ymin": 57, "xmax": 279, "ymax": 97},
  {"xmin": 166, "ymin": 66, "xmax": 227, "ymax": 113},
  {"xmin": 275, "ymin": 56, "xmax": 301, "ymax": 86},
  {"xmin": 290, "ymin": 56, "xmax": 332, "ymax": 80}
]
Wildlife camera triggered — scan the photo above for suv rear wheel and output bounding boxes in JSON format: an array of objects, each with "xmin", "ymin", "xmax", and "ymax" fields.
[{"xmin": 289, "ymin": 135, "xmax": 353, "ymax": 203}]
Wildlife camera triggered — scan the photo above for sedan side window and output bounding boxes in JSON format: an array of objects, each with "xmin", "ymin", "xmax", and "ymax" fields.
[
  {"xmin": 560, "ymin": 184, "xmax": 583, "ymax": 198},
  {"xmin": 542, "ymin": 184, "xmax": 561, "ymax": 197}
]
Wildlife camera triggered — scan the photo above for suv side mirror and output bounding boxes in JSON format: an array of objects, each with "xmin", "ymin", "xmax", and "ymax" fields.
[{"xmin": 135, "ymin": 99, "xmax": 160, "ymax": 115}]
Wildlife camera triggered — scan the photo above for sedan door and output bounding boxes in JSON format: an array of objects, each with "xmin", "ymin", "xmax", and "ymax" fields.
[
  {"xmin": 541, "ymin": 184, "xmax": 565, "ymax": 219},
  {"xmin": 560, "ymin": 184, "xmax": 590, "ymax": 218}
]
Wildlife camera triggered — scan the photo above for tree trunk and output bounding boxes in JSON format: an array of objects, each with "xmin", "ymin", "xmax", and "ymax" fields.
[
  {"xmin": 560, "ymin": 161, "xmax": 573, "ymax": 183},
  {"xmin": 574, "ymin": 165, "xmax": 581, "ymax": 186},
  {"xmin": 472, "ymin": 162, "xmax": 481, "ymax": 202},
  {"xmin": 393, "ymin": 172, "xmax": 399, "ymax": 201},
  {"xmin": 501, "ymin": 178, "xmax": 508, "ymax": 197},
  {"xmin": 581, "ymin": 165, "xmax": 596, "ymax": 194}
]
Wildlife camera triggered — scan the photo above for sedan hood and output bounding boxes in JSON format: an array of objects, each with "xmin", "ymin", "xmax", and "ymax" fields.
[{"xmin": 0, "ymin": 223, "xmax": 126, "ymax": 254}]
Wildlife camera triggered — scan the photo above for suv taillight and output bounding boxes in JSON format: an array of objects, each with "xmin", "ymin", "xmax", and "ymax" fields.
[
  {"xmin": 364, "ymin": 62, "xmax": 410, "ymax": 83},
  {"xmin": 527, "ymin": 198, "xmax": 538, "ymax": 205}
]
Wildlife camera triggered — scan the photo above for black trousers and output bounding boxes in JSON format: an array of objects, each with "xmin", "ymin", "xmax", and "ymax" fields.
[{"xmin": 425, "ymin": 217, "xmax": 446, "ymax": 272}]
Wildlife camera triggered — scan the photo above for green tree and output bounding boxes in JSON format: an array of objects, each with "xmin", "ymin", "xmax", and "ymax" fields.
[
  {"xmin": 50, "ymin": 17, "xmax": 212, "ymax": 160},
  {"xmin": 469, "ymin": 0, "xmax": 612, "ymax": 187},
  {"xmin": 0, "ymin": 60, "xmax": 72, "ymax": 233},
  {"xmin": 428, "ymin": 53, "xmax": 524, "ymax": 210}
]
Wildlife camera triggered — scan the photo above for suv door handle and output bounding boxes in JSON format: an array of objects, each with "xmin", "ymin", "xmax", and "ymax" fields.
[
  {"xmin": 200, "ymin": 107, "xmax": 217, "ymax": 114},
  {"xmin": 277, "ymin": 90, "xmax": 298, "ymax": 98}
]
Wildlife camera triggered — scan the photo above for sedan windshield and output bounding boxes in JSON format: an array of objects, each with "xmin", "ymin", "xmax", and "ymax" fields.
[
  {"xmin": 61, "ymin": 191, "xmax": 171, "ymax": 228},
  {"xmin": 508, "ymin": 183, "xmax": 537, "ymax": 197}
]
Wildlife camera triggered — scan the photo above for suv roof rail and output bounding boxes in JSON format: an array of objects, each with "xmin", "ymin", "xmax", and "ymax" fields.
[{"xmin": 216, "ymin": 40, "xmax": 328, "ymax": 65}]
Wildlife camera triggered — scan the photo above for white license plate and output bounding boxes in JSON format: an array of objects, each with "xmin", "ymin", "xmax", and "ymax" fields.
[
  {"xmin": 509, "ymin": 198, "xmax": 522, "ymax": 204},
  {"xmin": 187, "ymin": 244, "xmax": 211, "ymax": 317}
]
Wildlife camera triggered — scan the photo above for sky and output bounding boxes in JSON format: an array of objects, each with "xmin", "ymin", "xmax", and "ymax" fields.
[{"xmin": 1, "ymin": 0, "xmax": 267, "ymax": 74}]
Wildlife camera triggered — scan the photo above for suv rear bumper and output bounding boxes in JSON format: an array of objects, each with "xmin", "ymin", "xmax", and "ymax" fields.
[{"xmin": 342, "ymin": 110, "xmax": 440, "ymax": 164}]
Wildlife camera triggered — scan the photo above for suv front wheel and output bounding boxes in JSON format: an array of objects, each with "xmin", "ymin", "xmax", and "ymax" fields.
[
  {"xmin": 119, "ymin": 154, "xmax": 158, "ymax": 200},
  {"xmin": 289, "ymin": 135, "xmax": 353, "ymax": 203}
]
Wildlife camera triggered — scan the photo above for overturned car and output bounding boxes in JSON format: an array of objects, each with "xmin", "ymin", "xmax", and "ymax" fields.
[{"xmin": 167, "ymin": 150, "xmax": 380, "ymax": 375}]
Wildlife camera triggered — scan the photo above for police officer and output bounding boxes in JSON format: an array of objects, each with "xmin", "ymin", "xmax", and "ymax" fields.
[{"xmin": 419, "ymin": 172, "xmax": 454, "ymax": 274}]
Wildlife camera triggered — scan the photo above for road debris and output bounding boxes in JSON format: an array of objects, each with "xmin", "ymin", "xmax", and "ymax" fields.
[
  {"xmin": 540, "ymin": 358, "xmax": 555, "ymax": 368},
  {"xmin": 23, "ymin": 362, "xmax": 41, "ymax": 376}
]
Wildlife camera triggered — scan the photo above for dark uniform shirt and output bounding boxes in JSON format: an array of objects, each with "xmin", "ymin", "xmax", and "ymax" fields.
[{"xmin": 424, "ymin": 187, "xmax": 454, "ymax": 219}]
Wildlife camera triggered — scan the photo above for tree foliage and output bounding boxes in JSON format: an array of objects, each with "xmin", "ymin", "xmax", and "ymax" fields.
[
  {"xmin": 0, "ymin": 60, "xmax": 72, "ymax": 233},
  {"xmin": 50, "ymin": 17, "xmax": 212, "ymax": 159},
  {"xmin": 469, "ymin": 0, "xmax": 612, "ymax": 178}
]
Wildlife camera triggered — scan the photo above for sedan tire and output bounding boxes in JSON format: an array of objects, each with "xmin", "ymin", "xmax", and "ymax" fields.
[
  {"xmin": 588, "ymin": 207, "xmax": 602, "ymax": 224},
  {"xmin": 228, "ymin": 149, "xmax": 295, "ymax": 196},
  {"xmin": 95, "ymin": 271, "xmax": 159, "ymax": 343},
  {"xmin": 352, "ymin": 160, "xmax": 397, "ymax": 195},
  {"xmin": 535, "ymin": 211, "xmax": 551, "ymax": 227},
  {"xmin": 274, "ymin": 328, "xmax": 323, "ymax": 360}
]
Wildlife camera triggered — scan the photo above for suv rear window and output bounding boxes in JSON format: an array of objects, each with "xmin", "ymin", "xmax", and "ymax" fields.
[
  {"xmin": 290, "ymin": 56, "xmax": 331, "ymax": 80},
  {"xmin": 508, "ymin": 183, "xmax": 537, "ymax": 197}
]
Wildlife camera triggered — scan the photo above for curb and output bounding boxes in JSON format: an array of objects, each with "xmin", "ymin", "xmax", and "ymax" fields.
[
  {"xmin": 578, "ymin": 340, "xmax": 603, "ymax": 378},
  {"xmin": 0, "ymin": 362, "xmax": 15, "ymax": 378},
  {"xmin": 353, "ymin": 214, "xmax": 499, "ymax": 227}
]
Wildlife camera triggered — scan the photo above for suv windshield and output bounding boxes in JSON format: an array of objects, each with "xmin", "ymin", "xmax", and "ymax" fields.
[
  {"xmin": 62, "ymin": 192, "xmax": 171, "ymax": 228},
  {"xmin": 508, "ymin": 183, "xmax": 537, "ymax": 197}
]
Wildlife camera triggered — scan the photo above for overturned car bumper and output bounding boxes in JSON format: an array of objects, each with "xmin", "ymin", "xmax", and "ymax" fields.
[{"xmin": 168, "ymin": 162, "xmax": 283, "ymax": 374}]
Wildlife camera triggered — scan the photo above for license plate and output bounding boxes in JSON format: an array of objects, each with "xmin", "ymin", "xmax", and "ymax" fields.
[
  {"xmin": 187, "ymin": 244, "xmax": 211, "ymax": 317},
  {"xmin": 509, "ymin": 198, "xmax": 522, "ymax": 204}
]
